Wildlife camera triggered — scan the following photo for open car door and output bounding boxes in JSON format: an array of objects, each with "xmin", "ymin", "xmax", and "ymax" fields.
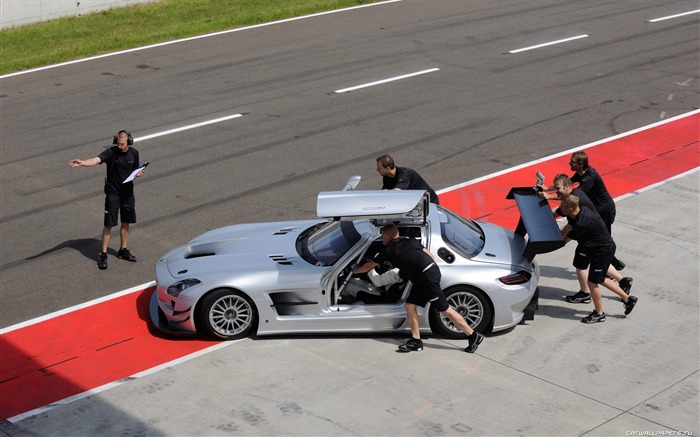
[
  {"xmin": 317, "ymin": 190, "xmax": 428, "ymax": 224},
  {"xmin": 506, "ymin": 187, "xmax": 565, "ymax": 260}
]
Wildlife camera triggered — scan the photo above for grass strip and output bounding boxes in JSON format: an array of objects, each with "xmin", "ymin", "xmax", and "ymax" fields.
[{"xmin": 0, "ymin": 0, "xmax": 379, "ymax": 75}]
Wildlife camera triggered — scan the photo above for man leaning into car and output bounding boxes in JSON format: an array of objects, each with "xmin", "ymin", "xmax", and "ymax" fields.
[{"xmin": 354, "ymin": 224, "xmax": 483, "ymax": 353}]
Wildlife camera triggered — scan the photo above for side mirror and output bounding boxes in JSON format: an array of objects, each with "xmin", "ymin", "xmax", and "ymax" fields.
[{"xmin": 341, "ymin": 175, "xmax": 361, "ymax": 191}]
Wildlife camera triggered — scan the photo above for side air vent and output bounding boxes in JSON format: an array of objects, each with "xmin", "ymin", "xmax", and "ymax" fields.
[
  {"xmin": 273, "ymin": 227, "xmax": 296, "ymax": 235},
  {"xmin": 185, "ymin": 252, "xmax": 215, "ymax": 259},
  {"xmin": 270, "ymin": 255, "xmax": 293, "ymax": 265}
]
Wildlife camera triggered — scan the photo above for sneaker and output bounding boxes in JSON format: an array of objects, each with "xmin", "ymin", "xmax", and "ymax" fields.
[
  {"xmin": 619, "ymin": 277, "xmax": 633, "ymax": 301},
  {"xmin": 565, "ymin": 290, "xmax": 592, "ymax": 303},
  {"xmin": 612, "ymin": 258, "xmax": 625, "ymax": 271},
  {"xmin": 398, "ymin": 338, "xmax": 423, "ymax": 352},
  {"xmin": 581, "ymin": 311, "xmax": 606, "ymax": 324},
  {"xmin": 624, "ymin": 295, "xmax": 638, "ymax": 315},
  {"xmin": 97, "ymin": 252, "xmax": 108, "ymax": 270},
  {"xmin": 465, "ymin": 332, "xmax": 483, "ymax": 353},
  {"xmin": 117, "ymin": 248, "xmax": 137, "ymax": 262}
]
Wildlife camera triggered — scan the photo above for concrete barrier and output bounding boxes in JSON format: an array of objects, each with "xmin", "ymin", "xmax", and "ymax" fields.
[{"xmin": 1, "ymin": 0, "xmax": 157, "ymax": 29}]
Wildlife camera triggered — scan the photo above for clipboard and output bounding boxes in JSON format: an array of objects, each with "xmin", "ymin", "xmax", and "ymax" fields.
[{"xmin": 123, "ymin": 162, "xmax": 149, "ymax": 183}]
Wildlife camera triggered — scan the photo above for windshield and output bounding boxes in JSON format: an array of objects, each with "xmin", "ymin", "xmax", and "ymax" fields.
[
  {"xmin": 299, "ymin": 220, "xmax": 370, "ymax": 265},
  {"xmin": 437, "ymin": 205, "xmax": 485, "ymax": 259}
]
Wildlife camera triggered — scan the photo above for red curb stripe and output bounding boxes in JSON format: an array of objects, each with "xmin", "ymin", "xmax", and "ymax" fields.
[{"xmin": 1, "ymin": 111, "xmax": 698, "ymax": 421}]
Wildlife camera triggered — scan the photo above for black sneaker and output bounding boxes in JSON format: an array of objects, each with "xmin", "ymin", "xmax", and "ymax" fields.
[
  {"xmin": 624, "ymin": 295, "xmax": 638, "ymax": 315},
  {"xmin": 97, "ymin": 252, "xmax": 108, "ymax": 270},
  {"xmin": 117, "ymin": 248, "xmax": 137, "ymax": 262},
  {"xmin": 398, "ymin": 338, "xmax": 423, "ymax": 352},
  {"xmin": 581, "ymin": 311, "xmax": 606, "ymax": 324},
  {"xmin": 565, "ymin": 290, "xmax": 591, "ymax": 303},
  {"xmin": 465, "ymin": 332, "xmax": 483, "ymax": 353},
  {"xmin": 612, "ymin": 258, "xmax": 625, "ymax": 271},
  {"xmin": 619, "ymin": 277, "xmax": 633, "ymax": 301}
]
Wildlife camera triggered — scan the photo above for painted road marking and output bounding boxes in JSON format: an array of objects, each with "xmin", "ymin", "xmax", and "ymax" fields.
[
  {"xmin": 1, "ymin": 110, "xmax": 698, "ymax": 422},
  {"xmin": 647, "ymin": 9, "xmax": 700, "ymax": 23},
  {"xmin": 507, "ymin": 34, "xmax": 589, "ymax": 54},
  {"xmin": 334, "ymin": 68, "xmax": 440, "ymax": 93},
  {"xmin": 0, "ymin": 0, "xmax": 403, "ymax": 80},
  {"xmin": 134, "ymin": 113, "xmax": 244, "ymax": 143}
]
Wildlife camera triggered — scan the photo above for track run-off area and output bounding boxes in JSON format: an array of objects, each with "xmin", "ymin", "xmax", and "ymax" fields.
[{"xmin": 1, "ymin": 110, "xmax": 698, "ymax": 422}]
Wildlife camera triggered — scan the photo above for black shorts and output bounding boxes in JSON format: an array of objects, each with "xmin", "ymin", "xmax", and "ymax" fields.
[
  {"xmin": 573, "ymin": 242, "xmax": 616, "ymax": 284},
  {"xmin": 406, "ymin": 264, "xmax": 449, "ymax": 311},
  {"xmin": 104, "ymin": 192, "xmax": 136, "ymax": 227}
]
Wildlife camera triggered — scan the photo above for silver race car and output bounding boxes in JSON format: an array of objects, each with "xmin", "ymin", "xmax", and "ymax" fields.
[{"xmin": 150, "ymin": 177, "xmax": 562, "ymax": 340}]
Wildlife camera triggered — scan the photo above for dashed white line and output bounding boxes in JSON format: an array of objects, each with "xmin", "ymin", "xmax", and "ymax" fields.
[
  {"xmin": 334, "ymin": 68, "xmax": 440, "ymax": 93},
  {"xmin": 0, "ymin": 0, "xmax": 403, "ymax": 80},
  {"xmin": 647, "ymin": 9, "xmax": 700, "ymax": 23},
  {"xmin": 507, "ymin": 34, "xmax": 590, "ymax": 54},
  {"xmin": 134, "ymin": 113, "xmax": 244, "ymax": 143}
]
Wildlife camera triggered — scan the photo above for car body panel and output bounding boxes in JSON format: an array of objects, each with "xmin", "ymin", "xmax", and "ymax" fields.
[{"xmin": 151, "ymin": 185, "xmax": 555, "ymax": 339}]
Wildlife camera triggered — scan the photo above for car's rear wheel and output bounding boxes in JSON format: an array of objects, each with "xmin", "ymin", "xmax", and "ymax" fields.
[
  {"xmin": 429, "ymin": 286, "xmax": 492, "ymax": 338},
  {"xmin": 198, "ymin": 289, "xmax": 257, "ymax": 340}
]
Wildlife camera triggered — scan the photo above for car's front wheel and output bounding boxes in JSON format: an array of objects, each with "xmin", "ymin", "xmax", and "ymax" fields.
[
  {"xmin": 198, "ymin": 289, "xmax": 257, "ymax": 340},
  {"xmin": 429, "ymin": 286, "xmax": 492, "ymax": 338}
]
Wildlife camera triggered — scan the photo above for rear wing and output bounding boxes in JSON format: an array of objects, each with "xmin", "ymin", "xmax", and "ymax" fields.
[{"xmin": 506, "ymin": 187, "xmax": 564, "ymax": 260}]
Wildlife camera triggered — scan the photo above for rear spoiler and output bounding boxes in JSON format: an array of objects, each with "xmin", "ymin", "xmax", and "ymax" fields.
[{"xmin": 506, "ymin": 187, "xmax": 564, "ymax": 260}]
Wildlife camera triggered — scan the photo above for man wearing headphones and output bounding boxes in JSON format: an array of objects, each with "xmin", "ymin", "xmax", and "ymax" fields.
[{"xmin": 68, "ymin": 130, "xmax": 143, "ymax": 270}]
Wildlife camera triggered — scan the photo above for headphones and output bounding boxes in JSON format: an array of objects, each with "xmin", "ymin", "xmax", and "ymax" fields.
[{"xmin": 113, "ymin": 130, "xmax": 134, "ymax": 146}]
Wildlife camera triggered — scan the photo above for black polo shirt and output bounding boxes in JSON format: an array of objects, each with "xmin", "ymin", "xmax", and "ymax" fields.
[
  {"xmin": 377, "ymin": 237, "xmax": 433, "ymax": 284},
  {"xmin": 566, "ymin": 207, "xmax": 613, "ymax": 255},
  {"xmin": 98, "ymin": 146, "xmax": 140, "ymax": 195},
  {"xmin": 556, "ymin": 187, "xmax": 597, "ymax": 217},
  {"xmin": 571, "ymin": 166, "xmax": 614, "ymax": 214},
  {"xmin": 382, "ymin": 167, "xmax": 439, "ymax": 204}
]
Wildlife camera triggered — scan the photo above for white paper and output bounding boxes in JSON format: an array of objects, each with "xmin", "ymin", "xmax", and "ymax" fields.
[{"xmin": 123, "ymin": 164, "xmax": 147, "ymax": 183}]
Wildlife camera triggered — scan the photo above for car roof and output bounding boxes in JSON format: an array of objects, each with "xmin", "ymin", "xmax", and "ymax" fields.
[{"xmin": 316, "ymin": 190, "xmax": 427, "ymax": 221}]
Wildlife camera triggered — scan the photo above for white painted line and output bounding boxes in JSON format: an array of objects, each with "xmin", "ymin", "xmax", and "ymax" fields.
[
  {"xmin": 334, "ymin": 68, "xmax": 440, "ymax": 93},
  {"xmin": 0, "ymin": 281, "xmax": 155, "ymax": 334},
  {"xmin": 4, "ymin": 109, "xmax": 699, "ymax": 423},
  {"xmin": 2, "ymin": 109, "xmax": 696, "ymax": 334},
  {"xmin": 6, "ymin": 339, "xmax": 242, "ymax": 423},
  {"xmin": 615, "ymin": 167, "xmax": 699, "ymax": 202},
  {"xmin": 0, "ymin": 0, "xmax": 402, "ymax": 80},
  {"xmin": 438, "ymin": 109, "xmax": 700, "ymax": 193},
  {"xmin": 134, "ymin": 113, "xmax": 244, "ymax": 142},
  {"xmin": 648, "ymin": 9, "xmax": 700, "ymax": 23},
  {"xmin": 508, "ymin": 34, "xmax": 589, "ymax": 54}
]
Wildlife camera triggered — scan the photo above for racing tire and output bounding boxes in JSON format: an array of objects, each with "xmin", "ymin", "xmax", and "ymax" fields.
[
  {"xmin": 198, "ymin": 289, "xmax": 257, "ymax": 340},
  {"xmin": 429, "ymin": 286, "xmax": 493, "ymax": 338}
]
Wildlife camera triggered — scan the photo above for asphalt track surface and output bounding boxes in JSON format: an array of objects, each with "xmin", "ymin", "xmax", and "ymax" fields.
[{"xmin": 1, "ymin": 1, "xmax": 699, "ymax": 435}]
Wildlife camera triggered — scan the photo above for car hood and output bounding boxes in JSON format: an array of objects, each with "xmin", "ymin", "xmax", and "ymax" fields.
[
  {"xmin": 162, "ymin": 220, "xmax": 322, "ymax": 278},
  {"xmin": 471, "ymin": 221, "xmax": 531, "ymax": 270}
]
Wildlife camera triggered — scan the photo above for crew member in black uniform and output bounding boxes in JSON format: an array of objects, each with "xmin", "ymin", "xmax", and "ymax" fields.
[
  {"xmin": 354, "ymin": 224, "xmax": 483, "ymax": 353},
  {"xmin": 559, "ymin": 195, "xmax": 638, "ymax": 324},
  {"xmin": 68, "ymin": 130, "xmax": 143, "ymax": 270},
  {"xmin": 540, "ymin": 173, "xmax": 633, "ymax": 303},
  {"xmin": 376, "ymin": 154, "xmax": 439, "ymax": 204}
]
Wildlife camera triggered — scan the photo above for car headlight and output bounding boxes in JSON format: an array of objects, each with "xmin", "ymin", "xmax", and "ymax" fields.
[{"xmin": 166, "ymin": 278, "xmax": 201, "ymax": 297}]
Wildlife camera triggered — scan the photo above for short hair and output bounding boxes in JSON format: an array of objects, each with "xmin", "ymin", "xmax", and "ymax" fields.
[
  {"xmin": 571, "ymin": 151, "xmax": 589, "ymax": 169},
  {"xmin": 561, "ymin": 194, "xmax": 580, "ymax": 211},
  {"xmin": 381, "ymin": 224, "xmax": 399, "ymax": 238},
  {"xmin": 553, "ymin": 173, "xmax": 572, "ymax": 187},
  {"xmin": 376, "ymin": 154, "xmax": 395, "ymax": 169}
]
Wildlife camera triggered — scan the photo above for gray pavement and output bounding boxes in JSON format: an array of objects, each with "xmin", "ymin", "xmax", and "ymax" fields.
[{"xmin": 2, "ymin": 171, "xmax": 697, "ymax": 437}]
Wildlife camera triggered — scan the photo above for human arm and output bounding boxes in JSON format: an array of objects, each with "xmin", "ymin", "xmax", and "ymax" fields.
[
  {"xmin": 68, "ymin": 157, "xmax": 101, "ymax": 167},
  {"xmin": 353, "ymin": 260, "xmax": 379, "ymax": 274},
  {"xmin": 560, "ymin": 223, "xmax": 572, "ymax": 243},
  {"xmin": 368, "ymin": 268, "xmax": 402, "ymax": 287}
]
